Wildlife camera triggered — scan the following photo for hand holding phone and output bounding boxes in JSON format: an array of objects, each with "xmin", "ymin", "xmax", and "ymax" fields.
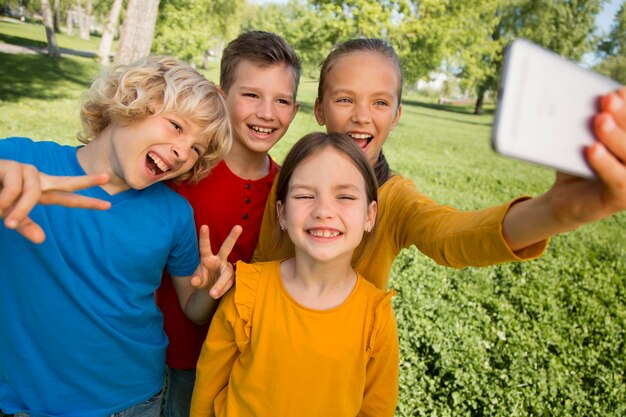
[{"xmin": 492, "ymin": 39, "xmax": 622, "ymax": 178}]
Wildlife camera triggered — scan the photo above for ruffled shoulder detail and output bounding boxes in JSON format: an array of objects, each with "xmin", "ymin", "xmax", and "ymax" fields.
[
  {"xmin": 232, "ymin": 261, "xmax": 265, "ymax": 348},
  {"xmin": 367, "ymin": 288, "xmax": 397, "ymax": 353}
]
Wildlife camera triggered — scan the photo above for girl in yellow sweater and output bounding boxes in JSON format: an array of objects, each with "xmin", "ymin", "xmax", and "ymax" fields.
[
  {"xmin": 253, "ymin": 38, "xmax": 626, "ymax": 290},
  {"xmin": 190, "ymin": 132, "xmax": 399, "ymax": 417}
]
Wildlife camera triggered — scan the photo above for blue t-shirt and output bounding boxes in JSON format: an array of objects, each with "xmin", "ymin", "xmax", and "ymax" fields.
[{"xmin": 0, "ymin": 137, "xmax": 200, "ymax": 416}]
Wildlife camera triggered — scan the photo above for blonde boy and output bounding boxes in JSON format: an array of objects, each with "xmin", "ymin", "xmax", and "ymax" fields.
[{"xmin": 0, "ymin": 56, "xmax": 233, "ymax": 416}]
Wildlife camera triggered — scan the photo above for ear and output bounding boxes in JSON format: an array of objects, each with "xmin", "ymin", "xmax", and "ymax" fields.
[
  {"xmin": 276, "ymin": 200, "xmax": 287, "ymax": 230},
  {"xmin": 365, "ymin": 201, "xmax": 377, "ymax": 232},
  {"xmin": 314, "ymin": 98, "xmax": 325, "ymax": 126},
  {"xmin": 390, "ymin": 103, "xmax": 402, "ymax": 130}
]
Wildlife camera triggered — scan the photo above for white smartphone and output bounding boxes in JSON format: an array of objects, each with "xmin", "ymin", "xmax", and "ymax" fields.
[{"xmin": 491, "ymin": 39, "xmax": 622, "ymax": 178}]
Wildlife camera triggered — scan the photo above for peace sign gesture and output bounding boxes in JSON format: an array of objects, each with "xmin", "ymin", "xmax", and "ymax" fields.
[
  {"xmin": 0, "ymin": 160, "xmax": 111, "ymax": 244},
  {"xmin": 190, "ymin": 224, "xmax": 243, "ymax": 298}
]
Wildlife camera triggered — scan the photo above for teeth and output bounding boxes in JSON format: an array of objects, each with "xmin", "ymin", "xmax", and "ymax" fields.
[
  {"xmin": 148, "ymin": 152, "xmax": 170, "ymax": 173},
  {"xmin": 348, "ymin": 133, "xmax": 372, "ymax": 140},
  {"xmin": 251, "ymin": 126, "xmax": 274, "ymax": 134},
  {"xmin": 308, "ymin": 229, "xmax": 340, "ymax": 238}
]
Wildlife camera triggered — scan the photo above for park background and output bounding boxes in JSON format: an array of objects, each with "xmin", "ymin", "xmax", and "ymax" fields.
[{"xmin": 1, "ymin": 0, "xmax": 625, "ymax": 415}]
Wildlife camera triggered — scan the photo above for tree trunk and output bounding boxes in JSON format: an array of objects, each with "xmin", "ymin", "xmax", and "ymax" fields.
[
  {"xmin": 66, "ymin": 7, "xmax": 73, "ymax": 35},
  {"xmin": 79, "ymin": 0, "xmax": 92, "ymax": 40},
  {"xmin": 41, "ymin": 0, "xmax": 60, "ymax": 58},
  {"xmin": 97, "ymin": 0, "xmax": 123, "ymax": 64},
  {"xmin": 76, "ymin": 0, "xmax": 84, "ymax": 38},
  {"xmin": 115, "ymin": 0, "xmax": 161, "ymax": 64},
  {"xmin": 474, "ymin": 84, "xmax": 486, "ymax": 115},
  {"xmin": 53, "ymin": 0, "xmax": 61, "ymax": 33}
]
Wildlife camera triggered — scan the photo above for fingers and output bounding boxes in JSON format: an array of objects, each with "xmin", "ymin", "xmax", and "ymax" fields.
[
  {"xmin": 216, "ymin": 225, "xmax": 243, "ymax": 260},
  {"xmin": 38, "ymin": 172, "xmax": 111, "ymax": 210},
  {"xmin": 15, "ymin": 217, "xmax": 46, "ymax": 244},
  {"xmin": 594, "ymin": 112, "xmax": 626, "ymax": 161},
  {"xmin": 586, "ymin": 143, "xmax": 626, "ymax": 199},
  {"xmin": 38, "ymin": 191, "xmax": 112, "ymax": 210},
  {"xmin": 197, "ymin": 225, "xmax": 214, "ymax": 260},
  {"xmin": 208, "ymin": 263, "xmax": 235, "ymax": 299},
  {"xmin": 0, "ymin": 163, "xmax": 42, "ymax": 229},
  {"xmin": 599, "ymin": 87, "xmax": 626, "ymax": 131},
  {"xmin": 40, "ymin": 172, "xmax": 111, "ymax": 193}
]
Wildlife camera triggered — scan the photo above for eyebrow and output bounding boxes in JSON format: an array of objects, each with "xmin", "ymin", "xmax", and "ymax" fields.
[
  {"xmin": 289, "ymin": 183, "xmax": 361, "ymax": 193},
  {"xmin": 328, "ymin": 87, "xmax": 395, "ymax": 100},
  {"xmin": 237, "ymin": 85, "xmax": 294, "ymax": 100}
]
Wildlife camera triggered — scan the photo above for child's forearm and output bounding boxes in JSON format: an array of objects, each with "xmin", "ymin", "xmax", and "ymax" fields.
[
  {"xmin": 182, "ymin": 287, "xmax": 220, "ymax": 325},
  {"xmin": 502, "ymin": 192, "xmax": 580, "ymax": 252}
]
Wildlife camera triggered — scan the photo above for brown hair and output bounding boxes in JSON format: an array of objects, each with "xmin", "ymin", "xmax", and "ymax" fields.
[
  {"xmin": 275, "ymin": 131, "xmax": 378, "ymax": 265},
  {"xmin": 317, "ymin": 38, "xmax": 404, "ymax": 186},
  {"xmin": 220, "ymin": 31, "xmax": 302, "ymax": 99},
  {"xmin": 78, "ymin": 55, "xmax": 231, "ymax": 183}
]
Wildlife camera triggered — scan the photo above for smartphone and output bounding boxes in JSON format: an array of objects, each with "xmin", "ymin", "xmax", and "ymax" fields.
[{"xmin": 491, "ymin": 39, "xmax": 621, "ymax": 178}]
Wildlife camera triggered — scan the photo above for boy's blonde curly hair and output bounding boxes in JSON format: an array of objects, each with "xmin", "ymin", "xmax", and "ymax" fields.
[{"xmin": 78, "ymin": 55, "xmax": 232, "ymax": 183}]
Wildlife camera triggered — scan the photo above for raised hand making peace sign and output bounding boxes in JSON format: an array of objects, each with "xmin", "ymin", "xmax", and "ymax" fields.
[
  {"xmin": 0, "ymin": 160, "xmax": 111, "ymax": 244},
  {"xmin": 173, "ymin": 224, "xmax": 243, "ymax": 325}
]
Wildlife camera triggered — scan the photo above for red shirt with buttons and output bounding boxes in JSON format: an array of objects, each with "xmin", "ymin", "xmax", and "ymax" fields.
[{"xmin": 155, "ymin": 157, "xmax": 280, "ymax": 369}]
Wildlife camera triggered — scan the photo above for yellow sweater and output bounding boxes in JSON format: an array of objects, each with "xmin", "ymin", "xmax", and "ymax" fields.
[
  {"xmin": 190, "ymin": 261, "xmax": 399, "ymax": 417},
  {"xmin": 253, "ymin": 175, "xmax": 548, "ymax": 290}
]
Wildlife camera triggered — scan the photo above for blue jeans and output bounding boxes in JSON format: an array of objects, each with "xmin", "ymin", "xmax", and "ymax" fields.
[
  {"xmin": 163, "ymin": 367, "xmax": 196, "ymax": 417},
  {"xmin": 110, "ymin": 389, "xmax": 164, "ymax": 417},
  {"xmin": 0, "ymin": 389, "xmax": 163, "ymax": 417}
]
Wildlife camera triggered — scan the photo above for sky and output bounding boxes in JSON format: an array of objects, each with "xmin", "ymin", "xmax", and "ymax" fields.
[{"xmin": 595, "ymin": 0, "xmax": 622, "ymax": 35}]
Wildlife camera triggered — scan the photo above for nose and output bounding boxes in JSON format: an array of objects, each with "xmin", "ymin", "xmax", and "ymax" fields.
[
  {"xmin": 171, "ymin": 141, "xmax": 191, "ymax": 162},
  {"xmin": 312, "ymin": 195, "xmax": 334, "ymax": 220},
  {"xmin": 351, "ymin": 102, "xmax": 372, "ymax": 124},
  {"xmin": 256, "ymin": 99, "xmax": 275, "ymax": 121}
]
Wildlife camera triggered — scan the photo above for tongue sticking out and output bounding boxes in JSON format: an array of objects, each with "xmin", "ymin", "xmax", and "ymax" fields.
[{"xmin": 352, "ymin": 138, "xmax": 369, "ymax": 149}]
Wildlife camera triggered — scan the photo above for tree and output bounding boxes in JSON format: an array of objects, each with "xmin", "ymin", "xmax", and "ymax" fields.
[
  {"xmin": 450, "ymin": 0, "xmax": 603, "ymax": 114},
  {"xmin": 153, "ymin": 0, "xmax": 243, "ymax": 67},
  {"xmin": 53, "ymin": 0, "xmax": 61, "ymax": 33},
  {"xmin": 595, "ymin": 2, "xmax": 626, "ymax": 84},
  {"xmin": 41, "ymin": 0, "xmax": 60, "ymax": 58},
  {"xmin": 78, "ymin": 0, "xmax": 93, "ymax": 40},
  {"xmin": 97, "ymin": 0, "xmax": 124, "ymax": 64},
  {"xmin": 115, "ymin": 0, "xmax": 160, "ymax": 64}
]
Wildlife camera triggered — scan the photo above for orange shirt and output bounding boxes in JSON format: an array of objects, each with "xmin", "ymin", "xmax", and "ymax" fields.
[{"xmin": 190, "ymin": 261, "xmax": 399, "ymax": 417}]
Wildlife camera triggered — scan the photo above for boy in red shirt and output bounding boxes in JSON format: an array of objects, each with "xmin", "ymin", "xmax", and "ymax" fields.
[{"xmin": 156, "ymin": 31, "xmax": 301, "ymax": 417}]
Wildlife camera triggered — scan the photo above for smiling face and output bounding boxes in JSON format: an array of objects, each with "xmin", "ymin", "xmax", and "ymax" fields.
[
  {"xmin": 277, "ymin": 146, "xmax": 377, "ymax": 264},
  {"xmin": 98, "ymin": 112, "xmax": 207, "ymax": 193},
  {"xmin": 314, "ymin": 51, "xmax": 402, "ymax": 167},
  {"xmin": 224, "ymin": 61, "xmax": 299, "ymax": 159}
]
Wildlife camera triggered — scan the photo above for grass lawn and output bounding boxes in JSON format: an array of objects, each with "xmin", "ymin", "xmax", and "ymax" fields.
[
  {"xmin": 1, "ymin": 30, "xmax": 625, "ymax": 416},
  {"xmin": 0, "ymin": 18, "xmax": 111, "ymax": 53}
]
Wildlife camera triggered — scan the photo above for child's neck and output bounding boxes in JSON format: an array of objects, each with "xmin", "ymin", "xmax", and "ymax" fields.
[
  {"xmin": 224, "ymin": 141, "xmax": 271, "ymax": 180},
  {"xmin": 76, "ymin": 135, "xmax": 130, "ymax": 195},
  {"xmin": 279, "ymin": 256, "xmax": 358, "ymax": 310}
]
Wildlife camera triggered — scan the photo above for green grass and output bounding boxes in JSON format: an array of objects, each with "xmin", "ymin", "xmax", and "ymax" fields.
[
  {"xmin": 0, "ymin": 18, "xmax": 111, "ymax": 53},
  {"xmin": 1, "ymin": 39, "xmax": 625, "ymax": 416}
]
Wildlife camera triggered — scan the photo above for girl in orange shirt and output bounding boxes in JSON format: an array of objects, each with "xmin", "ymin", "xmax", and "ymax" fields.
[
  {"xmin": 253, "ymin": 38, "xmax": 626, "ymax": 290},
  {"xmin": 190, "ymin": 132, "xmax": 399, "ymax": 417}
]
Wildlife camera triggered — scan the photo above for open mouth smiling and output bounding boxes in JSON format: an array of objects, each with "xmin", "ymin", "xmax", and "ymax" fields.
[
  {"xmin": 146, "ymin": 152, "xmax": 172, "ymax": 176},
  {"xmin": 347, "ymin": 132, "xmax": 373, "ymax": 149},
  {"xmin": 307, "ymin": 228, "xmax": 342, "ymax": 238},
  {"xmin": 249, "ymin": 125, "xmax": 276, "ymax": 135}
]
